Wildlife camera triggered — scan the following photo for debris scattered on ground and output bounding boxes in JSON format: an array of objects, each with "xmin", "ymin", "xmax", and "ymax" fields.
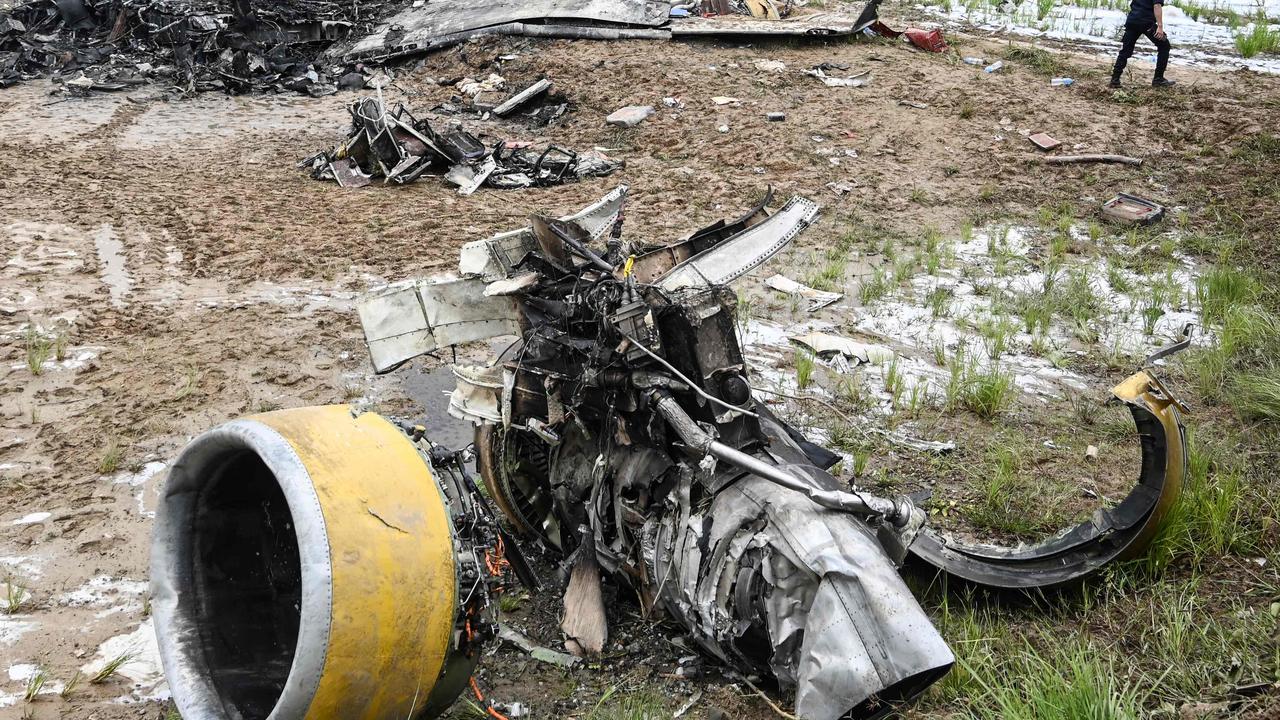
[
  {"xmin": 984, "ymin": 60, "xmax": 1004, "ymax": 73},
  {"xmin": 0, "ymin": 0, "xmax": 890, "ymax": 95},
  {"xmin": 766, "ymin": 111, "xmax": 786, "ymax": 121},
  {"xmin": 826, "ymin": 181, "xmax": 855, "ymax": 195},
  {"xmin": 301, "ymin": 96, "xmax": 620, "ymax": 192},
  {"xmin": 1102, "ymin": 192, "xmax": 1166, "ymax": 224},
  {"xmin": 606, "ymin": 105, "xmax": 656, "ymax": 127},
  {"xmin": 962, "ymin": 56, "xmax": 986, "ymax": 65},
  {"xmin": 711, "ymin": 95, "xmax": 740, "ymax": 105},
  {"xmin": 753, "ymin": 58, "xmax": 786, "ymax": 73},
  {"xmin": 899, "ymin": 100, "xmax": 929, "ymax": 109},
  {"xmin": 804, "ymin": 67, "xmax": 871, "ymax": 87},
  {"xmin": 765, "ymin": 274, "xmax": 843, "ymax": 310},
  {"xmin": 1086, "ymin": 444, "xmax": 1100, "ymax": 461},
  {"xmin": 673, "ymin": 691, "xmax": 703, "ymax": 718},
  {"xmin": 1029, "ymin": 132, "xmax": 1062, "ymax": 150},
  {"xmin": 498, "ymin": 624, "xmax": 581, "ymax": 668},
  {"xmin": 335, "ymin": 0, "xmax": 885, "ymax": 65},
  {"xmin": 791, "ymin": 331, "xmax": 896, "ymax": 365},
  {"xmin": 1045, "ymin": 153, "xmax": 1144, "ymax": 166},
  {"xmin": 492, "ymin": 78, "xmax": 553, "ymax": 117},
  {"xmin": 903, "ymin": 27, "xmax": 948, "ymax": 52},
  {"xmin": 1051, "ymin": 76, "xmax": 1076, "ymax": 86},
  {"xmin": 0, "ymin": 0, "xmax": 380, "ymax": 95}
]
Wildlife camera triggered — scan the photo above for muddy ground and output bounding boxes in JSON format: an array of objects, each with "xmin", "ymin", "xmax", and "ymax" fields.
[{"xmin": 2, "ymin": 3, "xmax": 1279, "ymax": 718}]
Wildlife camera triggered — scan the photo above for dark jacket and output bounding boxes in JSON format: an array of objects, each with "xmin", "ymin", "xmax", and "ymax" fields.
[{"xmin": 1127, "ymin": 0, "xmax": 1163, "ymax": 28}]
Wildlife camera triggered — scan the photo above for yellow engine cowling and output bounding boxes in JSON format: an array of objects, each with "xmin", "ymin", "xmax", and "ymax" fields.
[{"xmin": 151, "ymin": 406, "xmax": 476, "ymax": 720}]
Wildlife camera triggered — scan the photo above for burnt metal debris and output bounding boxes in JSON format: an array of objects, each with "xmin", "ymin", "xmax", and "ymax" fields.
[
  {"xmin": 351, "ymin": 187, "xmax": 1190, "ymax": 718},
  {"xmin": 0, "ymin": 0, "xmax": 886, "ymax": 94},
  {"xmin": 0, "ymin": 0, "xmax": 381, "ymax": 94},
  {"xmin": 300, "ymin": 95, "xmax": 621, "ymax": 190}
]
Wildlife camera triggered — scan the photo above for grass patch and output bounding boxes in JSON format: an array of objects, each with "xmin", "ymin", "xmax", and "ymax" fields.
[
  {"xmin": 60, "ymin": 670, "xmax": 83, "ymax": 699},
  {"xmin": 24, "ymin": 326, "xmax": 53, "ymax": 375},
  {"xmin": 858, "ymin": 267, "xmax": 892, "ymax": 305},
  {"xmin": 1235, "ymin": 14, "xmax": 1280, "ymax": 58},
  {"xmin": 23, "ymin": 666, "xmax": 47, "ymax": 702},
  {"xmin": 967, "ymin": 641, "xmax": 1143, "ymax": 720},
  {"xmin": 1003, "ymin": 44, "xmax": 1066, "ymax": 75},
  {"xmin": 2, "ymin": 577, "xmax": 29, "ymax": 614},
  {"xmin": 961, "ymin": 366, "xmax": 1015, "ymax": 419},
  {"xmin": 1233, "ymin": 368, "xmax": 1280, "ymax": 419},
  {"xmin": 1196, "ymin": 264, "xmax": 1257, "ymax": 324},
  {"xmin": 98, "ymin": 438, "xmax": 124, "ymax": 474},
  {"xmin": 1132, "ymin": 428, "xmax": 1269, "ymax": 574},
  {"xmin": 795, "ymin": 349, "xmax": 815, "ymax": 390},
  {"xmin": 585, "ymin": 688, "xmax": 667, "ymax": 720},
  {"xmin": 90, "ymin": 653, "xmax": 134, "ymax": 685}
]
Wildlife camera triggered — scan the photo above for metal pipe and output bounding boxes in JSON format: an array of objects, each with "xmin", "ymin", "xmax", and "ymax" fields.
[{"xmin": 650, "ymin": 391, "xmax": 910, "ymax": 523}]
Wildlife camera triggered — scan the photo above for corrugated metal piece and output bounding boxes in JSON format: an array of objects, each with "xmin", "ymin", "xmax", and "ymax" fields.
[{"xmin": 658, "ymin": 196, "xmax": 818, "ymax": 290}]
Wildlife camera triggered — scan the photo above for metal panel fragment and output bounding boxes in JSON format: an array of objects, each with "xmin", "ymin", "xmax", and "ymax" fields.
[
  {"xmin": 340, "ymin": 0, "xmax": 671, "ymax": 60},
  {"xmin": 658, "ymin": 196, "xmax": 818, "ymax": 290}
]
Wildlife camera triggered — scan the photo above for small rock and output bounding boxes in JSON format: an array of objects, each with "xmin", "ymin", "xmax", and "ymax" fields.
[
  {"xmin": 606, "ymin": 105, "xmax": 655, "ymax": 128},
  {"xmin": 717, "ymin": 124, "xmax": 730, "ymax": 133},
  {"xmin": 337, "ymin": 72, "xmax": 365, "ymax": 90},
  {"xmin": 753, "ymin": 58, "xmax": 786, "ymax": 73}
]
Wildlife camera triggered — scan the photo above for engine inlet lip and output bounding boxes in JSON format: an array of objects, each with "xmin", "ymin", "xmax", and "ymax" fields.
[{"xmin": 150, "ymin": 419, "xmax": 334, "ymax": 720}]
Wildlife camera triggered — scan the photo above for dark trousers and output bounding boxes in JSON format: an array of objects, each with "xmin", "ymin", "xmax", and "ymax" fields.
[{"xmin": 1112, "ymin": 23, "xmax": 1171, "ymax": 80}]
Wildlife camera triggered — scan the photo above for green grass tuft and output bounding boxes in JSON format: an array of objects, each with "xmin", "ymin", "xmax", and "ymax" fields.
[
  {"xmin": 1235, "ymin": 14, "xmax": 1280, "ymax": 57},
  {"xmin": 961, "ymin": 366, "xmax": 1015, "ymax": 419},
  {"xmin": 795, "ymin": 349, "xmax": 815, "ymax": 390}
]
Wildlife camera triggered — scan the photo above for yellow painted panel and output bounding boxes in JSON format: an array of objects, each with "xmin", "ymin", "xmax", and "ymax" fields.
[
  {"xmin": 253, "ymin": 406, "xmax": 456, "ymax": 720},
  {"xmin": 1111, "ymin": 371, "xmax": 1186, "ymax": 557}
]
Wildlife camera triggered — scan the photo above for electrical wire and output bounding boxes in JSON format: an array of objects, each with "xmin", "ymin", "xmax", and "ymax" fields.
[{"xmin": 618, "ymin": 331, "xmax": 758, "ymax": 419}]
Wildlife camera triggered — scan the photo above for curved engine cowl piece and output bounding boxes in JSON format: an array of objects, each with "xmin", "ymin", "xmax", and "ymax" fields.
[
  {"xmin": 151, "ymin": 406, "xmax": 479, "ymax": 720},
  {"xmin": 908, "ymin": 369, "xmax": 1188, "ymax": 589}
]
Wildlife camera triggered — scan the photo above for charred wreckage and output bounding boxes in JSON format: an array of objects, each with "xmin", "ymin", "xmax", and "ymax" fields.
[
  {"xmin": 0, "ymin": 0, "xmax": 884, "ymax": 96},
  {"xmin": 151, "ymin": 187, "xmax": 1189, "ymax": 719}
]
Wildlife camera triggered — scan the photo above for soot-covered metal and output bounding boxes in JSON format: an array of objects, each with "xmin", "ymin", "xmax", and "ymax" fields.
[{"xmin": 355, "ymin": 186, "xmax": 1190, "ymax": 719}]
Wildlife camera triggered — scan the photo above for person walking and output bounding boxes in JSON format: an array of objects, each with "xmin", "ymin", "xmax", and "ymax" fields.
[{"xmin": 1110, "ymin": 0, "xmax": 1175, "ymax": 88}]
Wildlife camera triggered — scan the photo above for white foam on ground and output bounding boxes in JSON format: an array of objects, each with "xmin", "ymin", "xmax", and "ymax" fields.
[
  {"xmin": 0, "ymin": 556, "xmax": 42, "ymax": 580},
  {"xmin": 111, "ymin": 461, "xmax": 166, "ymax": 487},
  {"xmin": 80, "ymin": 619, "xmax": 169, "ymax": 703},
  {"xmin": 742, "ymin": 224, "xmax": 1205, "ymax": 418},
  {"xmin": 931, "ymin": 0, "xmax": 1280, "ymax": 74},
  {"xmin": 0, "ymin": 615, "xmax": 36, "ymax": 646},
  {"xmin": 10, "ymin": 512, "xmax": 50, "ymax": 525},
  {"xmin": 58, "ymin": 576, "xmax": 149, "ymax": 620}
]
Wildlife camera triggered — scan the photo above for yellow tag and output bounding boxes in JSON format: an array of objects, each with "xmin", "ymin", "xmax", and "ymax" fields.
[{"xmin": 623, "ymin": 255, "xmax": 636, "ymax": 278}]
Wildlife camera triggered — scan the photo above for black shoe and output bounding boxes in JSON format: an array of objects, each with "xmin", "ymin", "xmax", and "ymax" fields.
[
  {"xmin": 1152, "ymin": 77, "xmax": 1176, "ymax": 87},
  {"xmin": 1109, "ymin": 79, "xmax": 1122, "ymax": 88}
]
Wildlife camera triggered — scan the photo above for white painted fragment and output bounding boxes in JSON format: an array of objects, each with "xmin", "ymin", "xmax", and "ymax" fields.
[{"xmin": 11, "ymin": 512, "xmax": 50, "ymax": 525}]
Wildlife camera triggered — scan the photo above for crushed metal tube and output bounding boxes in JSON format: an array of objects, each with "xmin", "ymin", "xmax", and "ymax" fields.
[
  {"xmin": 152, "ymin": 187, "xmax": 1191, "ymax": 720},
  {"xmin": 299, "ymin": 96, "xmax": 621, "ymax": 191}
]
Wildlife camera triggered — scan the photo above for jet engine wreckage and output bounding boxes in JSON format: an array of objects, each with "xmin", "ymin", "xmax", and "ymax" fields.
[{"xmin": 151, "ymin": 187, "xmax": 1189, "ymax": 720}]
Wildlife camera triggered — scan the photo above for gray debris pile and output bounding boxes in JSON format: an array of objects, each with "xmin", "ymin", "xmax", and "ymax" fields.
[
  {"xmin": 300, "ymin": 96, "xmax": 621, "ymax": 191},
  {"xmin": 331, "ymin": 0, "xmax": 885, "ymax": 63},
  {"xmin": 356, "ymin": 186, "xmax": 954, "ymax": 718},
  {"xmin": 355, "ymin": 186, "xmax": 1191, "ymax": 717},
  {"xmin": 0, "ymin": 0, "xmax": 382, "ymax": 94}
]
